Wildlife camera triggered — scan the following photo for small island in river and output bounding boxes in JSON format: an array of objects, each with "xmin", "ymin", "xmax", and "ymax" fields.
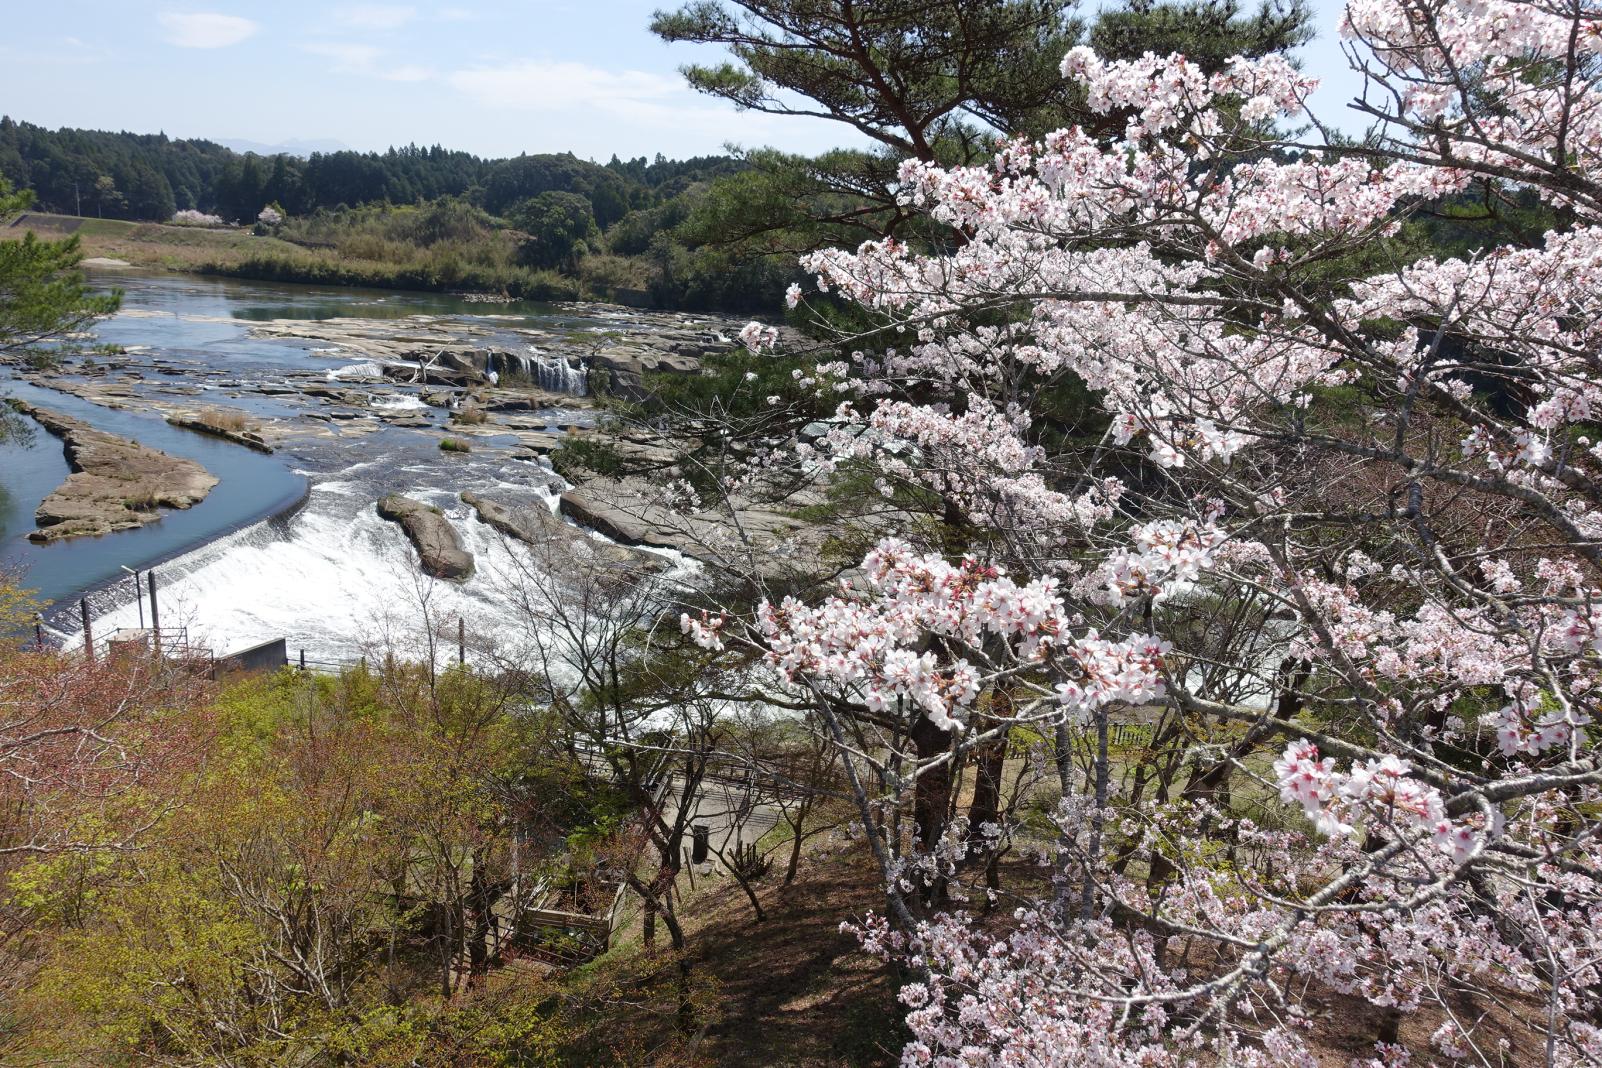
[{"xmin": 10, "ymin": 400, "xmax": 218, "ymax": 542}]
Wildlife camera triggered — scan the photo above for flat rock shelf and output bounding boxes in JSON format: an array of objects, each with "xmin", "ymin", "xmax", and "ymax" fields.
[{"xmin": 13, "ymin": 401, "xmax": 219, "ymax": 542}]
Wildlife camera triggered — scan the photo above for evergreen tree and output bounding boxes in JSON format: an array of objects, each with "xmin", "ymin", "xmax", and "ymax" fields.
[
  {"xmin": 0, "ymin": 177, "xmax": 119, "ymax": 440},
  {"xmin": 653, "ymin": 0, "xmax": 1312, "ymax": 253}
]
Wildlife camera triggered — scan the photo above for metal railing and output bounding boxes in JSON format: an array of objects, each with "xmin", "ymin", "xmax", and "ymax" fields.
[{"xmin": 98, "ymin": 626, "xmax": 213, "ymax": 669}]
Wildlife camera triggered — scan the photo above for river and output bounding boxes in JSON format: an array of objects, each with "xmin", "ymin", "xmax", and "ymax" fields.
[{"xmin": 0, "ymin": 270, "xmax": 679, "ymax": 664}]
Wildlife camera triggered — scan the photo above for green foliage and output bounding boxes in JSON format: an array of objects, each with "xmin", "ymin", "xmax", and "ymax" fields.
[
  {"xmin": 651, "ymin": 0, "xmax": 1313, "ymax": 269},
  {"xmin": 330, "ymin": 992, "xmax": 568, "ymax": 1067},
  {"xmin": 10, "ymin": 661, "xmax": 584, "ymax": 1065},
  {"xmin": 508, "ymin": 190, "xmax": 600, "ymax": 270},
  {"xmin": 1087, "ymin": 1, "xmax": 1314, "ymax": 84},
  {"xmin": 438, "ymin": 436, "xmax": 471, "ymax": 453},
  {"xmin": 0, "ymin": 177, "xmax": 120, "ymax": 360},
  {"xmin": 0, "ymin": 116, "xmax": 728, "ymax": 238},
  {"xmin": 0, "ymin": 570, "xmax": 38, "ymax": 633},
  {"xmin": 481, "ymin": 153, "xmax": 631, "ymax": 228},
  {"xmin": 0, "ymin": 119, "xmax": 782, "ymax": 311},
  {"xmin": 199, "ymin": 250, "xmax": 583, "ymax": 302},
  {"xmin": 36, "ymin": 858, "xmax": 269, "ymax": 1058},
  {"xmin": 651, "ymin": 1, "xmax": 1084, "ymax": 154}
]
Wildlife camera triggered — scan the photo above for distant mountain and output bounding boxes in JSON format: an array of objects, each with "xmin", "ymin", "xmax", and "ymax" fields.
[{"xmin": 217, "ymin": 137, "xmax": 351, "ymax": 158}]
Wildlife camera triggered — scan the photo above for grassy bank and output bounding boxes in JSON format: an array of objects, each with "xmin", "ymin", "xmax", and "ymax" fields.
[
  {"xmin": 197, "ymin": 252, "xmax": 583, "ymax": 301},
  {"xmin": 2, "ymin": 204, "xmax": 789, "ymax": 312},
  {"xmin": 4, "ymin": 211, "xmax": 581, "ymax": 302}
]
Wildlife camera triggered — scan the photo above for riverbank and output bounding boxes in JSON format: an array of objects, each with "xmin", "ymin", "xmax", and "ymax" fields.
[
  {"xmin": 0, "ymin": 376, "xmax": 309, "ymax": 613},
  {"xmin": 0, "ymin": 271, "xmax": 736, "ymax": 658},
  {"xmin": 4, "ymin": 211, "xmax": 587, "ymax": 302}
]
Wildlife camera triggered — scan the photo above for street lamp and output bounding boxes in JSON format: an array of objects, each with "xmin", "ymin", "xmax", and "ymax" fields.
[{"xmin": 119, "ymin": 565, "xmax": 144, "ymax": 630}]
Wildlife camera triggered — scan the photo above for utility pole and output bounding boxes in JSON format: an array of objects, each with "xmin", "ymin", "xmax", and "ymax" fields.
[
  {"xmin": 80, "ymin": 599, "xmax": 94, "ymax": 664},
  {"xmin": 121, "ymin": 565, "xmax": 144, "ymax": 630},
  {"xmin": 147, "ymin": 571, "xmax": 161, "ymax": 655}
]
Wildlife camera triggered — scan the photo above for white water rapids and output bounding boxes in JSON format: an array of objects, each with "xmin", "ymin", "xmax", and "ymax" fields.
[{"xmin": 70, "ymin": 461, "xmax": 690, "ymax": 668}]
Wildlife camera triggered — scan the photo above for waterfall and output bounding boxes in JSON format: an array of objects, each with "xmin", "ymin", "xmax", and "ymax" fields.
[
  {"xmin": 523, "ymin": 346, "xmax": 588, "ymax": 396},
  {"xmin": 478, "ymin": 347, "xmax": 586, "ymax": 395}
]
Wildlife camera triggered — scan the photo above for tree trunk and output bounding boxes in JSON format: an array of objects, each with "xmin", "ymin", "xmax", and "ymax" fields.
[
  {"xmin": 910, "ymin": 712, "xmax": 956, "ymax": 907},
  {"xmin": 783, "ymin": 802, "xmax": 808, "ymax": 885},
  {"xmin": 723, "ymin": 852, "xmax": 767, "ymax": 922},
  {"xmin": 910, "ymin": 713, "xmax": 954, "ymax": 850},
  {"xmin": 961, "ymin": 733, "xmax": 1007, "ymax": 883},
  {"xmin": 466, "ymin": 851, "xmax": 492, "ymax": 985},
  {"xmin": 1081, "ymin": 701, "xmax": 1110, "ymax": 921}
]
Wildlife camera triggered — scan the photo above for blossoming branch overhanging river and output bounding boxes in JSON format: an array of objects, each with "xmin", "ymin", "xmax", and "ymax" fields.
[{"xmin": 0, "ymin": 270, "xmax": 696, "ymax": 662}]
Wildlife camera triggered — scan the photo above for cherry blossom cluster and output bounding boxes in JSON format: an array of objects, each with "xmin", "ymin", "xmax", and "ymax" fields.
[
  {"xmin": 715, "ymin": 0, "xmax": 1602, "ymax": 1059},
  {"xmin": 1073, "ymin": 518, "xmax": 1235, "ymax": 607},
  {"xmin": 678, "ymin": 609, "xmax": 727, "ymax": 651},
  {"xmin": 755, "ymin": 539, "xmax": 1165, "ymax": 730},
  {"xmin": 813, "ymin": 396, "xmax": 1123, "ymax": 538},
  {"xmin": 737, "ymin": 320, "xmax": 779, "ymax": 353},
  {"xmin": 1344, "ymin": 0, "xmax": 1602, "ymax": 198},
  {"xmin": 1273, "ymin": 741, "xmax": 1478, "ymax": 860}
]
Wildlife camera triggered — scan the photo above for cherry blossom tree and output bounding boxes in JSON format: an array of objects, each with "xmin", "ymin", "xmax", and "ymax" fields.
[{"xmin": 678, "ymin": 0, "xmax": 1602, "ymax": 1061}]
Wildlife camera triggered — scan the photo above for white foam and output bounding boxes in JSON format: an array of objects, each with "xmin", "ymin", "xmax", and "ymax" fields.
[
  {"xmin": 368, "ymin": 393, "xmax": 428, "ymax": 413},
  {"xmin": 69, "ymin": 482, "xmax": 691, "ymax": 672},
  {"xmin": 326, "ymin": 360, "xmax": 385, "ymax": 382}
]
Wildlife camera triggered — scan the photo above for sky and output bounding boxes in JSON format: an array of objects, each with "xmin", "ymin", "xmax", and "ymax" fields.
[{"xmin": 1, "ymin": 1, "xmax": 1368, "ymax": 162}]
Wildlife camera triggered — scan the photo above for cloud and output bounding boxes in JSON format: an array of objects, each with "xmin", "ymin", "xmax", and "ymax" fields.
[
  {"xmin": 446, "ymin": 61, "xmax": 683, "ymax": 116},
  {"xmin": 441, "ymin": 58, "xmax": 848, "ymax": 155},
  {"xmin": 304, "ymin": 41, "xmax": 382, "ymax": 69},
  {"xmin": 303, "ymin": 41, "xmax": 434, "ymax": 82},
  {"xmin": 335, "ymin": 5, "xmax": 417, "ymax": 30},
  {"xmin": 158, "ymin": 12, "xmax": 259, "ymax": 48}
]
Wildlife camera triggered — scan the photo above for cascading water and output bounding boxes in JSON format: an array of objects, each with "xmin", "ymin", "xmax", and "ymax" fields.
[
  {"xmin": 8, "ymin": 270, "xmax": 731, "ymax": 662},
  {"xmin": 327, "ymin": 360, "xmax": 386, "ymax": 382},
  {"xmin": 60, "ymin": 459, "xmax": 685, "ymax": 666},
  {"xmin": 511, "ymin": 346, "xmax": 587, "ymax": 396}
]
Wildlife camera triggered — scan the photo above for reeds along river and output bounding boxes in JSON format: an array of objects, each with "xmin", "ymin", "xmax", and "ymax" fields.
[{"xmin": 0, "ymin": 270, "xmax": 675, "ymax": 662}]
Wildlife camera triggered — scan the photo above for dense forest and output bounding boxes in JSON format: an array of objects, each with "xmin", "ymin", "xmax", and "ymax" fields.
[
  {"xmin": 0, "ymin": 117, "xmax": 782, "ymax": 310},
  {"xmin": 0, "ymin": 117, "xmax": 735, "ymax": 228}
]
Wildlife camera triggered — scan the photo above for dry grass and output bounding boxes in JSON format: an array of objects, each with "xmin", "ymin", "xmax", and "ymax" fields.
[
  {"xmin": 0, "ymin": 213, "xmax": 304, "ymax": 269},
  {"xmin": 195, "ymin": 407, "xmax": 254, "ymax": 433}
]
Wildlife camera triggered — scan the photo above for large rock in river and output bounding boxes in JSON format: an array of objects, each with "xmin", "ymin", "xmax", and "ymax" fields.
[
  {"xmin": 376, "ymin": 495, "xmax": 474, "ymax": 580},
  {"xmin": 461, "ymin": 491, "xmax": 664, "ymax": 582},
  {"xmin": 16, "ymin": 402, "xmax": 219, "ymax": 542}
]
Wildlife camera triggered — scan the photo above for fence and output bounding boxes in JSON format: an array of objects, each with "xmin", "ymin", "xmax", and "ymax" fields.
[{"xmin": 97, "ymin": 626, "xmax": 214, "ymax": 673}]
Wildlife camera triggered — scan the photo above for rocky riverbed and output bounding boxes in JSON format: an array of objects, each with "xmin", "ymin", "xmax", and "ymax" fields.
[
  {"xmin": 12, "ymin": 296, "xmax": 764, "ymax": 464},
  {"xmin": 11, "ymin": 400, "xmax": 219, "ymax": 542},
  {"xmin": 0, "ymin": 272, "xmax": 818, "ymax": 657}
]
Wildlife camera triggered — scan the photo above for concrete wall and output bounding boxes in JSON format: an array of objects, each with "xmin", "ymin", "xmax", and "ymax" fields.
[{"xmin": 214, "ymin": 637, "xmax": 287, "ymax": 679}]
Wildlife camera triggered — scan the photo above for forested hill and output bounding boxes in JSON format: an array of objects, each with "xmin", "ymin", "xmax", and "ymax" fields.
[{"xmin": 0, "ymin": 116, "xmax": 740, "ymax": 225}]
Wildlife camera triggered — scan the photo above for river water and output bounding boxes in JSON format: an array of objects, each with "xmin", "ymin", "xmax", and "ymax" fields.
[{"xmin": 0, "ymin": 270, "xmax": 667, "ymax": 663}]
